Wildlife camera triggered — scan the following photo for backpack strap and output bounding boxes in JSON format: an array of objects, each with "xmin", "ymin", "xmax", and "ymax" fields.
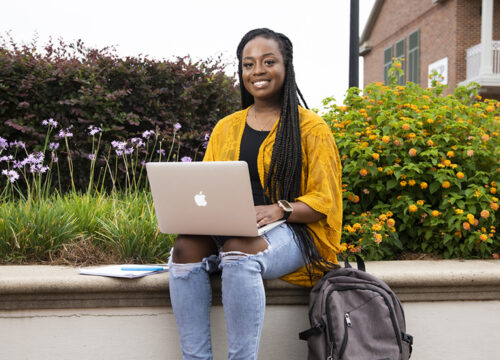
[
  {"xmin": 298, "ymin": 322, "xmax": 324, "ymax": 341},
  {"xmin": 344, "ymin": 254, "xmax": 366, "ymax": 272}
]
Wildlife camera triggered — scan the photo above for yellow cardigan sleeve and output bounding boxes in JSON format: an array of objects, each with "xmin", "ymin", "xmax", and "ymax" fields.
[{"xmin": 295, "ymin": 121, "xmax": 343, "ymax": 234}]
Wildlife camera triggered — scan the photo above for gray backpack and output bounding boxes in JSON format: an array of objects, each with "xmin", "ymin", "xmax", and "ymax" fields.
[{"xmin": 299, "ymin": 257, "xmax": 413, "ymax": 360}]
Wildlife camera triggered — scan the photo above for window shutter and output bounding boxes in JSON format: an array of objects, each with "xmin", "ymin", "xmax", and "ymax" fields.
[
  {"xmin": 384, "ymin": 46, "xmax": 393, "ymax": 84},
  {"xmin": 395, "ymin": 39, "xmax": 406, "ymax": 85},
  {"xmin": 408, "ymin": 29, "xmax": 420, "ymax": 83}
]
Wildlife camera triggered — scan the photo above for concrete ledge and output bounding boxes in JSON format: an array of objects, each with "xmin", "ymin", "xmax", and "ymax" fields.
[{"xmin": 1, "ymin": 260, "xmax": 500, "ymax": 310}]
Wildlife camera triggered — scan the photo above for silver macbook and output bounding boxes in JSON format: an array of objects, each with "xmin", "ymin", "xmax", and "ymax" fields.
[{"xmin": 146, "ymin": 161, "xmax": 285, "ymax": 237}]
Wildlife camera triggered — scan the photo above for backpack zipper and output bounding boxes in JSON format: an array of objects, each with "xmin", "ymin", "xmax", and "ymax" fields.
[
  {"xmin": 338, "ymin": 313, "xmax": 351, "ymax": 358},
  {"xmin": 325, "ymin": 288, "xmax": 338, "ymax": 359}
]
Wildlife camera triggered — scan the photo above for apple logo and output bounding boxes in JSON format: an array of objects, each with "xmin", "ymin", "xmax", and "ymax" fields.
[{"xmin": 194, "ymin": 191, "xmax": 207, "ymax": 207}]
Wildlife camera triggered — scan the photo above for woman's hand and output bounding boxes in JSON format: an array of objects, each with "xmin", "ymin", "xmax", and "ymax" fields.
[
  {"xmin": 255, "ymin": 204, "xmax": 283, "ymax": 228},
  {"xmin": 255, "ymin": 202, "xmax": 327, "ymax": 227}
]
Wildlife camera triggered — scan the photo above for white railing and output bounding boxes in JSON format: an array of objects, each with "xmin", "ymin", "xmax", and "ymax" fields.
[{"xmin": 466, "ymin": 40, "xmax": 500, "ymax": 79}]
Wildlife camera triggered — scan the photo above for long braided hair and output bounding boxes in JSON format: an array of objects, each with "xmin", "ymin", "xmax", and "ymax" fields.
[{"xmin": 236, "ymin": 28, "xmax": 334, "ymax": 278}]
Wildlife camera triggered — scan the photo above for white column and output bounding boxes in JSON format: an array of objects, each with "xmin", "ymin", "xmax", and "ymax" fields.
[{"xmin": 479, "ymin": 0, "xmax": 493, "ymax": 76}]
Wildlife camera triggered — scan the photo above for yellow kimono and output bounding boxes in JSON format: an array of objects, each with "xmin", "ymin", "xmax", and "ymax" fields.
[{"xmin": 203, "ymin": 106, "xmax": 342, "ymax": 287}]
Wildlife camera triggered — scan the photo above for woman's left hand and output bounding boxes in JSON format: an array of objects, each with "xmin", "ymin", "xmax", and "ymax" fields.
[{"xmin": 255, "ymin": 204, "xmax": 283, "ymax": 228}]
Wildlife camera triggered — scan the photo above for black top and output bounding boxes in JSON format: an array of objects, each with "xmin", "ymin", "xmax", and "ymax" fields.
[{"xmin": 239, "ymin": 123, "xmax": 270, "ymax": 206}]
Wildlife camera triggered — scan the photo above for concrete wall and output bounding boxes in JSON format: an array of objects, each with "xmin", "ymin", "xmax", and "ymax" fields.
[{"xmin": 1, "ymin": 260, "xmax": 500, "ymax": 359}]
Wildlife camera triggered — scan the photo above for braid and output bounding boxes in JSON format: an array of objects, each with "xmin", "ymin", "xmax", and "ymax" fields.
[{"xmin": 237, "ymin": 28, "xmax": 335, "ymax": 280}]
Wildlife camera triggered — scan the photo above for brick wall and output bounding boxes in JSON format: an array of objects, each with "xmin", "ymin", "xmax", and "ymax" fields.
[{"xmin": 362, "ymin": 0, "xmax": 500, "ymax": 95}]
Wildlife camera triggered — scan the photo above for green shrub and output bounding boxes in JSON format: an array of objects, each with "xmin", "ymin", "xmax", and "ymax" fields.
[
  {"xmin": 0, "ymin": 35, "xmax": 239, "ymax": 191},
  {"xmin": 323, "ymin": 63, "xmax": 500, "ymax": 260}
]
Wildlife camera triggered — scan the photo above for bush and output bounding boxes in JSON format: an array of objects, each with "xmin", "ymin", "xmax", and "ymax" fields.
[
  {"xmin": 0, "ymin": 35, "xmax": 239, "ymax": 191},
  {"xmin": 323, "ymin": 63, "xmax": 500, "ymax": 260}
]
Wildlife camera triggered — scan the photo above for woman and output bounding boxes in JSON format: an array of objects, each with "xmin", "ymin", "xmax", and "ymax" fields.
[{"xmin": 168, "ymin": 28, "xmax": 342, "ymax": 360}]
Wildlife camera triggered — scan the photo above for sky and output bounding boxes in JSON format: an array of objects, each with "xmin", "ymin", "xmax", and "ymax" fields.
[{"xmin": 1, "ymin": 0, "xmax": 376, "ymax": 110}]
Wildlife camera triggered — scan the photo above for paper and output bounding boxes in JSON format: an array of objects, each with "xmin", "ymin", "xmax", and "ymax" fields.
[{"xmin": 79, "ymin": 264, "xmax": 168, "ymax": 278}]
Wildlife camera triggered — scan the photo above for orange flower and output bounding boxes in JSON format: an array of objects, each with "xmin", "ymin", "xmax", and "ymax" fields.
[
  {"xmin": 482, "ymin": 134, "xmax": 490, "ymax": 142},
  {"xmin": 409, "ymin": 204, "xmax": 418, "ymax": 213},
  {"xmin": 374, "ymin": 233, "xmax": 382, "ymax": 244},
  {"xmin": 408, "ymin": 148, "xmax": 417, "ymax": 157},
  {"xmin": 360, "ymin": 169, "xmax": 369, "ymax": 176},
  {"xmin": 400, "ymin": 181, "xmax": 407, "ymax": 187},
  {"xmin": 467, "ymin": 149, "xmax": 474, "ymax": 157},
  {"xmin": 402, "ymin": 123, "xmax": 410, "ymax": 130},
  {"xmin": 479, "ymin": 234, "xmax": 488, "ymax": 242},
  {"xmin": 372, "ymin": 153, "xmax": 380, "ymax": 161},
  {"xmin": 491, "ymin": 187, "xmax": 497, "ymax": 194},
  {"xmin": 387, "ymin": 218, "xmax": 396, "ymax": 227},
  {"xmin": 456, "ymin": 172, "xmax": 465, "ymax": 179},
  {"xmin": 463, "ymin": 222, "xmax": 470, "ymax": 230},
  {"xmin": 353, "ymin": 195, "xmax": 360, "ymax": 203},
  {"xmin": 493, "ymin": 253, "xmax": 500, "ymax": 259},
  {"xmin": 481, "ymin": 210, "xmax": 490, "ymax": 218},
  {"xmin": 393, "ymin": 139, "xmax": 402, "ymax": 146},
  {"xmin": 442, "ymin": 181, "xmax": 451, "ymax": 189},
  {"xmin": 426, "ymin": 139, "xmax": 435, "ymax": 146},
  {"xmin": 408, "ymin": 179, "xmax": 416, "ymax": 186},
  {"xmin": 382, "ymin": 135, "xmax": 390, "ymax": 143},
  {"xmin": 431, "ymin": 210, "xmax": 440, "ymax": 217},
  {"xmin": 420, "ymin": 182, "xmax": 428, "ymax": 189},
  {"xmin": 491, "ymin": 202, "xmax": 499, "ymax": 211}
]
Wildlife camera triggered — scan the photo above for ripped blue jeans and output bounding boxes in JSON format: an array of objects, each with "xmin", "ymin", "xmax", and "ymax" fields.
[{"xmin": 168, "ymin": 223, "xmax": 306, "ymax": 360}]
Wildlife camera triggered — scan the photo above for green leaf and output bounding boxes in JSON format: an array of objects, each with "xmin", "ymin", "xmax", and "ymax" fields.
[{"xmin": 429, "ymin": 182, "xmax": 441, "ymax": 194}]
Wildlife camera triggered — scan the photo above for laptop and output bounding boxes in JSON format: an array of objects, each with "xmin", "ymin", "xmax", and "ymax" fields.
[{"xmin": 146, "ymin": 161, "xmax": 285, "ymax": 237}]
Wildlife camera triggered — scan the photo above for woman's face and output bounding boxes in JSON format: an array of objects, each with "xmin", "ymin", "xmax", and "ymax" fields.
[{"xmin": 241, "ymin": 36, "xmax": 286, "ymax": 105}]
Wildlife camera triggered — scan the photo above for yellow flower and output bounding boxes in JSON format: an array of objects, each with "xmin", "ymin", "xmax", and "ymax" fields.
[
  {"xmin": 359, "ymin": 169, "xmax": 369, "ymax": 176},
  {"xmin": 444, "ymin": 159, "xmax": 451, "ymax": 166},
  {"xmin": 372, "ymin": 224, "xmax": 382, "ymax": 231},
  {"xmin": 480, "ymin": 234, "xmax": 488, "ymax": 242},
  {"xmin": 491, "ymin": 187, "xmax": 497, "ymax": 194},
  {"xmin": 372, "ymin": 153, "xmax": 380, "ymax": 161},
  {"xmin": 426, "ymin": 118, "xmax": 434, "ymax": 124},
  {"xmin": 417, "ymin": 200, "xmax": 425, "ymax": 206},
  {"xmin": 456, "ymin": 172, "xmax": 465, "ymax": 179},
  {"xmin": 386, "ymin": 169, "xmax": 394, "ymax": 176},
  {"xmin": 378, "ymin": 167, "xmax": 383, "ymax": 172},
  {"xmin": 409, "ymin": 204, "xmax": 418, "ymax": 213},
  {"xmin": 402, "ymin": 123, "xmax": 410, "ymax": 130},
  {"xmin": 379, "ymin": 214, "xmax": 387, "ymax": 221},
  {"xmin": 431, "ymin": 210, "xmax": 440, "ymax": 217},
  {"xmin": 426, "ymin": 139, "xmax": 435, "ymax": 146},
  {"xmin": 382, "ymin": 135, "xmax": 390, "ymax": 143},
  {"xmin": 420, "ymin": 182, "xmax": 428, "ymax": 189},
  {"xmin": 455, "ymin": 209, "xmax": 464, "ymax": 215},
  {"xmin": 408, "ymin": 179, "xmax": 416, "ymax": 186},
  {"xmin": 486, "ymin": 105, "xmax": 495, "ymax": 112},
  {"xmin": 387, "ymin": 218, "xmax": 396, "ymax": 227},
  {"xmin": 467, "ymin": 214, "xmax": 475, "ymax": 225},
  {"xmin": 374, "ymin": 233, "xmax": 382, "ymax": 244},
  {"xmin": 442, "ymin": 181, "xmax": 451, "ymax": 189},
  {"xmin": 400, "ymin": 180, "xmax": 407, "ymax": 187},
  {"xmin": 447, "ymin": 151, "xmax": 454, "ymax": 158},
  {"xmin": 386, "ymin": 211, "xmax": 393, "ymax": 217}
]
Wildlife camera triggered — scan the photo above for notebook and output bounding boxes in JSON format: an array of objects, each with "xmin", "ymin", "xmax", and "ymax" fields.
[{"xmin": 146, "ymin": 161, "xmax": 285, "ymax": 237}]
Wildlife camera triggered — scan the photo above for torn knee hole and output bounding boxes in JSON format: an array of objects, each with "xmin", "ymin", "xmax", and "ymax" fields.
[
  {"xmin": 170, "ymin": 261, "xmax": 203, "ymax": 278},
  {"xmin": 221, "ymin": 251, "xmax": 249, "ymax": 263}
]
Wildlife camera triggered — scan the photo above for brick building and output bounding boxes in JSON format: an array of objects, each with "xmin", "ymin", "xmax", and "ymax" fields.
[{"xmin": 360, "ymin": 0, "xmax": 500, "ymax": 99}]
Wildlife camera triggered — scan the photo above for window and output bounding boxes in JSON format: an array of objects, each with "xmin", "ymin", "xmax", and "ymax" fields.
[
  {"xmin": 408, "ymin": 30, "xmax": 420, "ymax": 83},
  {"xmin": 395, "ymin": 39, "xmax": 406, "ymax": 85},
  {"xmin": 384, "ymin": 46, "xmax": 393, "ymax": 85}
]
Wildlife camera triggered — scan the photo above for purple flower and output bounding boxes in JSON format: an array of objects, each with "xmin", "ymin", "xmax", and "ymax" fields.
[
  {"xmin": 30, "ymin": 164, "xmax": 49, "ymax": 174},
  {"xmin": 22, "ymin": 152, "xmax": 44, "ymax": 166},
  {"xmin": 174, "ymin": 123, "xmax": 182, "ymax": 131},
  {"xmin": 0, "ymin": 137, "xmax": 8, "ymax": 151},
  {"xmin": 2, "ymin": 169, "xmax": 19, "ymax": 183},
  {"xmin": 0, "ymin": 155, "xmax": 13, "ymax": 162},
  {"xmin": 49, "ymin": 142, "xmax": 60, "ymax": 151},
  {"xmin": 157, "ymin": 149, "xmax": 166, "ymax": 156},
  {"xmin": 88, "ymin": 154, "xmax": 96, "ymax": 161},
  {"xmin": 51, "ymin": 153, "xmax": 58, "ymax": 163},
  {"xmin": 42, "ymin": 118, "xmax": 58, "ymax": 128},
  {"xmin": 140, "ymin": 160, "xmax": 146, "ymax": 166},
  {"xmin": 124, "ymin": 147, "xmax": 135, "ymax": 155},
  {"xmin": 111, "ymin": 141, "xmax": 127, "ymax": 150},
  {"xmin": 142, "ymin": 130, "xmax": 155, "ymax": 139},
  {"xmin": 130, "ymin": 137, "xmax": 145, "ymax": 148},
  {"xmin": 9, "ymin": 141, "xmax": 25, "ymax": 149},
  {"xmin": 88, "ymin": 125, "xmax": 102, "ymax": 136},
  {"xmin": 13, "ymin": 160, "xmax": 23, "ymax": 169},
  {"xmin": 58, "ymin": 128, "xmax": 73, "ymax": 138},
  {"xmin": 181, "ymin": 156, "xmax": 192, "ymax": 162},
  {"xmin": 115, "ymin": 150, "xmax": 123, "ymax": 156}
]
